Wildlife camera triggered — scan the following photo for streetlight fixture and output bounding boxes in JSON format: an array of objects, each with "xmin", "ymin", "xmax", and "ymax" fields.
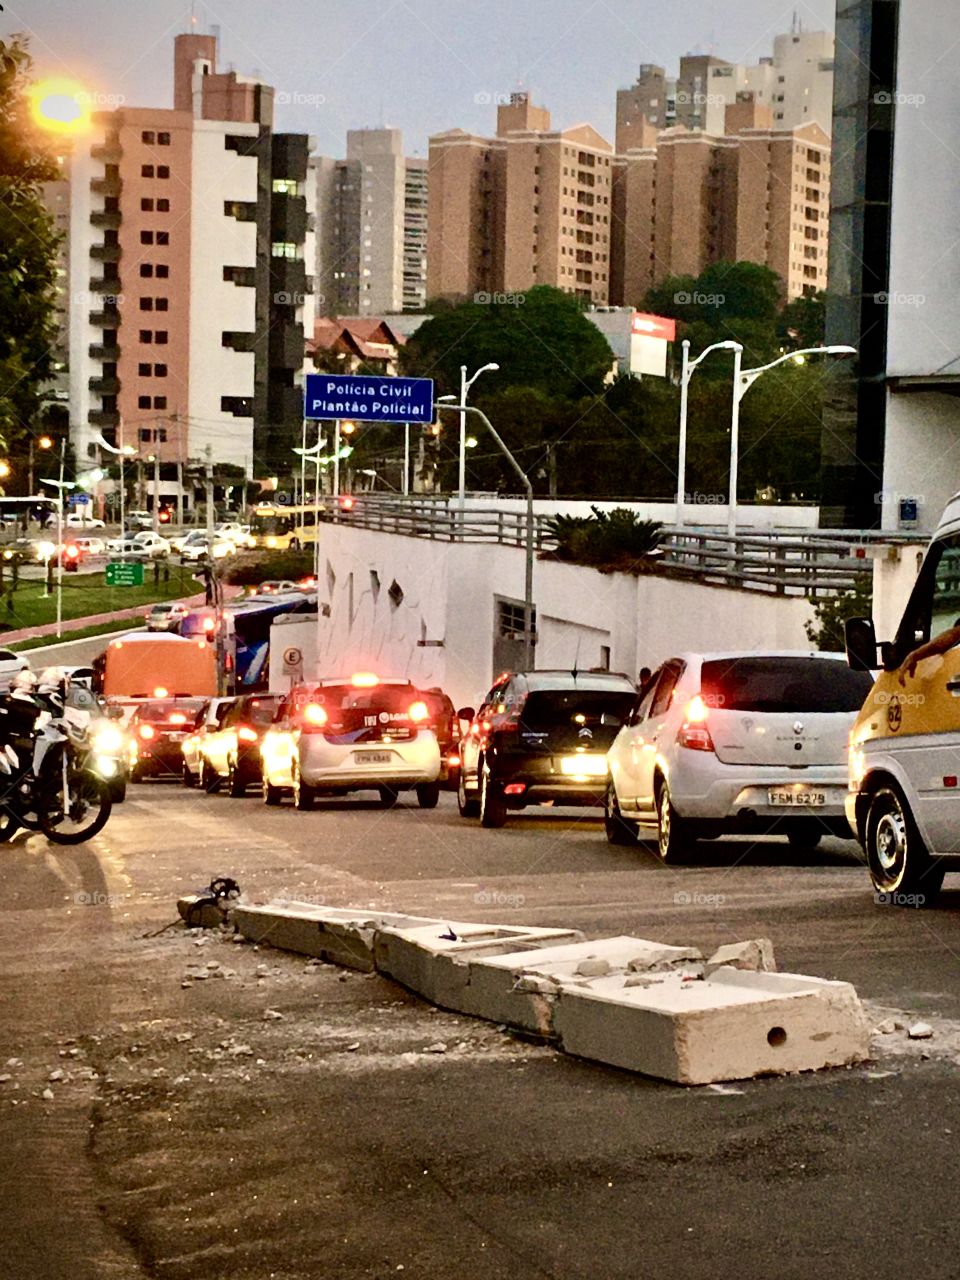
[
  {"xmin": 727, "ymin": 344, "xmax": 857, "ymax": 536},
  {"xmin": 458, "ymin": 363, "xmax": 499, "ymax": 512},
  {"xmin": 676, "ymin": 339, "xmax": 741, "ymax": 528},
  {"xmin": 94, "ymin": 430, "xmax": 137, "ymax": 536},
  {"xmin": 438, "ymin": 397, "xmax": 535, "ymax": 668}
]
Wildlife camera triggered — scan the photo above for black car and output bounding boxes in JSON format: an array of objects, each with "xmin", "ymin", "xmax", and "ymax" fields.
[
  {"xmin": 129, "ymin": 698, "xmax": 208, "ymax": 781},
  {"xmin": 457, "ymin": 670, "xmax": 637, "ymax": 828}
]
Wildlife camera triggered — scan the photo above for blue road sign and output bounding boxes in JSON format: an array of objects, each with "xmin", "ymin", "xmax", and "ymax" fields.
[{"xmin": 304, "ymin": 373, "xmax": 434, "ymax": 425}]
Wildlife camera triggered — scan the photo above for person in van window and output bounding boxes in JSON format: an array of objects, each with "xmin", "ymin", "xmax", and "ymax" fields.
[
  {"xmin": 637, "ymin": 666, "xmax": 653, "ymax": 694},
  {"xmin": 899, "ymin": 619, "xmax": 960, "ymax": 683}
]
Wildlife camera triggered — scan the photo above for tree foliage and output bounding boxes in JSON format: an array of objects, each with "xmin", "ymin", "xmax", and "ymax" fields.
[
  {"xmin": 544, "ymin": 508, "xmax": 663, "ymax": 572},
  {"xmin": 0, "ymin": 38, "xmax": 61, "ymax": 450}
]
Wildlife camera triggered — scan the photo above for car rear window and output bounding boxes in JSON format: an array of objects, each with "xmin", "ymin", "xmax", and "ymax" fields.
[
  {"xmin": 700, "ymin": 657, "xmax": 874, "ymax": 714},
  {"xmin": 246, "ymin": 696, "xmax": 282, "ymax": 726},
  {"xmin": 137, "ymin": 699, "xmax": 206, "ymax": 723},
  {"xmin": 312, "ymin": 683, "xmax": 419, "ymax": 730},
  {"xmin": 521, "ymin": 690, "xmax": 635, "ymax": 730}
]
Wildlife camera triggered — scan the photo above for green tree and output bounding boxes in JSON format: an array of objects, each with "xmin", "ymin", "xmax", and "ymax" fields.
[
  {"xmin": 0, "ymin": 39, "xmax": 60, "ymax": 455},
  {"xmin": 400, "ymin": 286, "xmax": 614, "ymax": 401},
  {"xmin": 778, "ymin": 289, "xmax": 827, "ymax": 350}
]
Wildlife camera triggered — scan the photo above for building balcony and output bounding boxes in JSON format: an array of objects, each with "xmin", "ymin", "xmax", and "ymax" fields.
[
  {"xmin": 222, "ymin": 330, "xmax": 258, "ymax": 354},
  {"xmin": 267, "ymin": 384, "xmax": 305, "ymax": 425},
  {"xmin": 91, "ymin": 142, "xmax": 122, "ymax": 164},
  {"xmin": 90, "ymin": 176, "xmax": 122, "ymax": 197},
  {"xmin": 89, "ymin": 308, "xmax": 121, "ymax": 326},
  {"xmin": 88, "ymin": 343, "xmax": 119, "ymax": 360},
  {"xmin": 88, "ymin": 409, "xmax": 120, "ymax": 428},
  {"xmin": 271, "ymin": 134, "xmax": 310, "ymax": 183},
  {"xmin": 270, "ymin": 257, "xmax": 306, "ymax": 298},
  {"xmin": 223, "ymin": 265, "xmax": 257, "ymax": 287},
  {"xmin": 88, "ymin": 376, "xmax": 120, "ymax": 395},
  {"xmin": 89, "ymin": 276, "xmax": 121, "ymax": 294},
  {"xmin": 269, "ymin": 323, "xmax": 305, "ymax": 369},
  {"xmin": 90, "ymin": 210, "xmax": 121, "ymax": 230},
  {"xmin": 90, "ymin": 243, "xmax": 121, "ymax": 263},
  {"xmin": 270, "ymin": 193, "xmax": 308, "ymax": 244}
]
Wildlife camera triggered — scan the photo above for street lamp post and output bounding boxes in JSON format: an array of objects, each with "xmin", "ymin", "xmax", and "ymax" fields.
[
  {"xmin": 93, "ymin": 429, "xmax": 137, "ymax": 537},
  {"xmin": 39, "ymin": 445, "xmax": 77, "ymax": 639},
  {"xmin": 458, "ymin": 363, "xmax": 499, "ymax": 513},
  {"xmin": 294, "ymin": 439, "xmax": 327, "ymax": 678},
  {"xmin": 676, "ymin": 340, "xmax": 741, "ymax": 528},
  {"xmin": 439, "ymin": 396, "xmax": 535, "ymax": 669},
  {"xmin": 727, "ymin": 344, "xmax": 857, "ymax": 536}
]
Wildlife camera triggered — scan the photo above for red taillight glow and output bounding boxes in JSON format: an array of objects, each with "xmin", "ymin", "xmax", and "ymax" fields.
[
  {"xmin": 448, "ymin": 754, "xmax": 461, "ymax": 767},
  {"xmin": 202, "ymin": 616, "xmax": 216, "ymax": 632},
  {"xmin": 65, "ymin": 544, "xmax": 79, "ymax": 558},
  {"xmin": 684, "ymin": 695, "xmax": 709, "ymax": 723},
  {"xmin": 504, "ymin": 782, "xmax": 526, "ymax": 796},
  {"xmin": 303, "ymin": 703, "xmax": 328, "ymax": 727},
  {"xmin": 350, "ymin": 672, "xmax": 378, "ymax": 687},
  {"xmin": 139, "ymin": 724, "xmax": 155, "ymax": 740},
  {"xmin": 408, "ymin": 700, "xmax": 429, "ymax": 723},
  {"xmin": 237, "ymin": 725, "xmax": 258, "ymax": 743}
]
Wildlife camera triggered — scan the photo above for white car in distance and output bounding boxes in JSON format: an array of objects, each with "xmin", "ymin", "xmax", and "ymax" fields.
[{"xmin": 605, "ymin": 651, "xmax": 875, "ymax": 861}]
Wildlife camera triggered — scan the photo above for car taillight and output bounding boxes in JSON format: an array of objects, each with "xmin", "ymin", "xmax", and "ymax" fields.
[
  {"xmin": 139, "ymin": 724, "xmax": 155, "ymax": 740},
  {"xmin": 351, "ymin": 672, "xmax": 378, "ymax": 687},
  {"xmin": 237, "ymin": 725, "xmax": 258, "ymax": 743},
  {"xmin": 302, "ymin": 703, "xmax": 328, "ymax": 731},
  {"xmin": 677, "ymin": 695, "xmax": 714, "ymax": 752},
  {"xmin": 408, "ymin": 700, "xmax": 429, "ymax": 722},
  {"xmin": 448, "ymin": 753, "xmax": 461, "ymax": 767}
]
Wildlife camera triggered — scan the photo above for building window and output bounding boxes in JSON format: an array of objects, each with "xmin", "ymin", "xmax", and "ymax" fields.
[
  {"xmin": 138, "ymin": 395, "xmax": 150, "ymax": 409},
  {"xmin": 157, "ymin": 132, "xmax": 170, "ymax": 146},
  {"xmin": 154, "ymin": 396, "xmax": 167, "ymax": 410},
  {"xmin": 155, "ymin": 331, "xmax": 168, "ymax": 344},
  {"xmin": 141, "ymin": 198, "xmax": 154, "ymax": 212},
  {"xmin": 139, "ymin": 330, "xmax": 152, "ymax": 343},
  {"xmin": 156, "ymin": 264, "xmax": 169, "ymax": 278},
  {"xmin": 141, "ymin": 130, "xmax": 155, "ymax": 144},
  {"xmin": 157, "ymin": 165, "xmax": 169, "ymax": 179},
  {"xmin": 272, "ymin": 178, "xmax": 297, "ymax": 194},
  {"xmin": 156, "ymin": 198, "xmax": 170, "ymax": 212},
  {"xmin": 271, "ymin": 242, "xmax": 297, "ymax": 259},
  {"xmin": 156, "ymin": 231, "xmax": 169, "ymax": 245},
  {"xmin": 138, "ymin": 362, "xmax": 151, "ymax": 376},
  {"xmin": 139, "ymin": 264, "xmax": 154, "ymax": 277},
  {"xmin": 140, "ymin": 230, "xmax": 154, "ymax": 244},
  {"xmin": 140, "ymin": 298, "xmax": 153, "ymax": 311},
  {"xmin": 154, "ymin": 363, "xmax": 167, "ymax": 377},
  {"xmin": 155, "ymin": 298, "xmax": 168, "ymax": 312},
  {"xmin": 141, "ymin": 165, "xmax": 154, "ymax": 178}
]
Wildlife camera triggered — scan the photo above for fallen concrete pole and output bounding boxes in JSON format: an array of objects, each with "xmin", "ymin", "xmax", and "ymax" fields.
[
  {"xmin": 553, "ymin": 966, "xmax": 871, "ymax": 1085},
  {"xmin": 373, "ymin": 921, "xmax": 585, "ymax": 1013},
  {"xmin": 231, "ymin": 903, "xmax": 443, "ymax": 972},
  {"xmin": 224, "ymin": 899, "xmax": 870, "ymax": 1085}
]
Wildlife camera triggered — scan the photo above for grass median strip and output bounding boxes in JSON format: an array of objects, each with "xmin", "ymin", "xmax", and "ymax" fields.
[
  {"xmin": 9, "ymin": 618, "xmax": 142, "ymax": 653},
  {"xmin": 0, "ymin": 566, "xmax": 202, "ymax": 634}
]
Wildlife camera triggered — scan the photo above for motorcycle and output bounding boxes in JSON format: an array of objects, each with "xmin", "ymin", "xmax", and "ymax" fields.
[{"xmin": 0, "ymin": 690, "xmax": 113, "ymax": 845}]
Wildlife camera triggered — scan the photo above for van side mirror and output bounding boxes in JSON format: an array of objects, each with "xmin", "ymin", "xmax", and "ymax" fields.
[
  {"xmin": 457, "ymin": 706, "xmax": 475, "ymax": 722},
  {"xmin": 845, "ymin": 616, "xmax": 879, "ymax": 672},
  {"xmin": 879, "ymin": 641, "xmax": 899, "ymax": 673}
]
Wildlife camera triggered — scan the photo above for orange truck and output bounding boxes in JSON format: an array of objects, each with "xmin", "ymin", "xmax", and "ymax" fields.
[{"xmin": 97, "ymin": 633, "xmax": 218, "ymax": 700}]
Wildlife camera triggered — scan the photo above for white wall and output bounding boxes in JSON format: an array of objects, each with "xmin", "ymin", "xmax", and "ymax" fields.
[
  {"xmin": 188, "ymin": 122, "xmax": 258, "ymax": 469},
  {"xmin": 881, "ymin": 390, "xmax": 960, "ymax": 533},
  {"xmin": 273, "ymin": 525, "xmax": 818, "ymax": 707}
]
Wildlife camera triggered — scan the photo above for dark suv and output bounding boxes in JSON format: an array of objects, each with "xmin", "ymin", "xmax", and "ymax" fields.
[{"xmin": 457, "ymin": 670, "xmax": 637, "ymax": 828}]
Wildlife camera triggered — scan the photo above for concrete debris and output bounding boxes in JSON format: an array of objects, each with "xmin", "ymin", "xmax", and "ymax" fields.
[
  {"xmin": 875, "ymin": 1019, "xmax": 897, "ymax": 1035},
  {"xmin": 576, "ymin": 958, "xmax": 611, "ymax": 978},
  {"xmin": 907, "ymin": 1022, "xmax": 934, "ymax": 1040},
  {"xmin": 41, "ymin": 1088, "xmax": 54, "ymax": 1102},
  {"xmin": 423, "ymin": 1042, "xmax": 448, "ymax": 1054},
  {"xmin": 0, "ymin": 1075, "xmax": 10, "ymax": 1084},
  {"xmin": 263, "ymin": 1009, "xmax": 284, "ymax": 1022},
  {"xmin": 228, "ymin": 1044, "xmax": 254, "ymax": 1058},
  {"xmin": 47, "ymin": 1069, "xmax": 64, "ymax": 1082},
  {"xmin": 346, "ymin": 1042, "xmax": 360, "ymax": 1052},
  {"xmin": 704, "ymin": 939, "xmax": 776, "ymax": 975},
  {"xmin": 174, "ymin": 1032, "xmax": 193, "ymax": 1043}
]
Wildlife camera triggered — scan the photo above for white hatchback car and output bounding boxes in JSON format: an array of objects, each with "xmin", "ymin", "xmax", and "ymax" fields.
[
  {"xmin": 260, "ymin": 675, "xmax": 441, "ymax": 811},
  {"xmin": 605, "ymin": 651, "xmax": 875, "ymax": 861}
]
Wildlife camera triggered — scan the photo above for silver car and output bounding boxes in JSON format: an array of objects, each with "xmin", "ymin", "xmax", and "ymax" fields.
[{"xmin": 260, "ymin": 676, "xmax": 441, "ymax": 811}]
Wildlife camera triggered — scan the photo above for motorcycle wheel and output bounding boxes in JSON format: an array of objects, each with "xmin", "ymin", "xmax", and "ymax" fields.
[
  {"xmin": 40, "ymin": 769, "xmax": 112, "ymax": 845},
  {"xmin": 0, "ymin": 809, "xmax": 21, "ymax": 843}
]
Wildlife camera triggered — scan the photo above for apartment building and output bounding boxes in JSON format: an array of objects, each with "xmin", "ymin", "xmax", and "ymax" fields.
[
  {"xmin": 428, "ymin": 95, "xmax": 615, "ymax": 305},
  {"xmin": 616, "ymin": 24, "xmax": 835, "ymax": 152},
  {"xmin": 315, "ymin": 128, "xmax": 428, "ymax": 316},
  {"xmin": 69, "ymin": 32, "xmax": 315, "ymax": 481},
  {"xmin": 615, "ymin": 97, "xmax": 830, "ymax": 304}
]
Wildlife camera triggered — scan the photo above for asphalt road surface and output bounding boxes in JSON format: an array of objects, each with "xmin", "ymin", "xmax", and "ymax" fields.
[{"xmin": 3, "ymin": 783, "xmax": 960, "ymax": 1280}]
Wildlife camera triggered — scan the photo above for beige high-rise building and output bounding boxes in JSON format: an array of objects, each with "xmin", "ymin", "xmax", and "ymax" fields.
[
  {"xmin": 615, "ymin": 99, "xmax": 830, "ymax": 304},
  {"xmin": 428, "ymin": 94, "xmax": 615, "ymax": 305},
  {"xmin": 315, "ymin": 128, "xmax": 428, "ymax": 315}
]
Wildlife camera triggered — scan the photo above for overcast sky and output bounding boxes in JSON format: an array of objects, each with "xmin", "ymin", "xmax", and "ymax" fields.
[{"xmin": 13, "ymin": 0, "xmax": 836, "ymax": 156}]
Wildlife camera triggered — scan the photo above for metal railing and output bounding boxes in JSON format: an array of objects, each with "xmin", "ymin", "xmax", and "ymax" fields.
[{"xmin": 329, "ymin": 494, "xmax": 927, "ymax": 598}]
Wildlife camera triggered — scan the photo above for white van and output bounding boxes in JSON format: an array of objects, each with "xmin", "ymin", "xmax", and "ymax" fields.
[{"xmin": 846, "ymin": 491, "xmax": 960, "ymax": 905}]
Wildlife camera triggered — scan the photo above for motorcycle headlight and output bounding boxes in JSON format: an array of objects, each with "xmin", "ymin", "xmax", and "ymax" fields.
[
  {"xmin": 93, "ymin": 754, "xmax": 117, "ymax": 778},
  {"xmin": 92, "ymin": 725, "xmax": 124, "ymax": 755}
]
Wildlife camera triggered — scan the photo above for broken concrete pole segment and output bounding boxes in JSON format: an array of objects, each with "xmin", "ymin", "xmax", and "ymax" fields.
[
  {"xmin": 704, "ymin": 938, "xmax": 776, "ymax": 976},
  {"xmin": 553, "ymin": 968, "xmax": 870, "ymax": 1086},
  {"xmin": 373, "ymin": 922, "xmax": 585, "ymax": 1013},
  {"xmin": 232, "ymin": 903, "xmax": 443, "ymax": 971},
  {"xmin": 177, "ymin": 895, "xmax": 233, "ymax": 931},
  {"xmin": 465, "ymin": 937, "xmax": 703, "ymax": 1036}
]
